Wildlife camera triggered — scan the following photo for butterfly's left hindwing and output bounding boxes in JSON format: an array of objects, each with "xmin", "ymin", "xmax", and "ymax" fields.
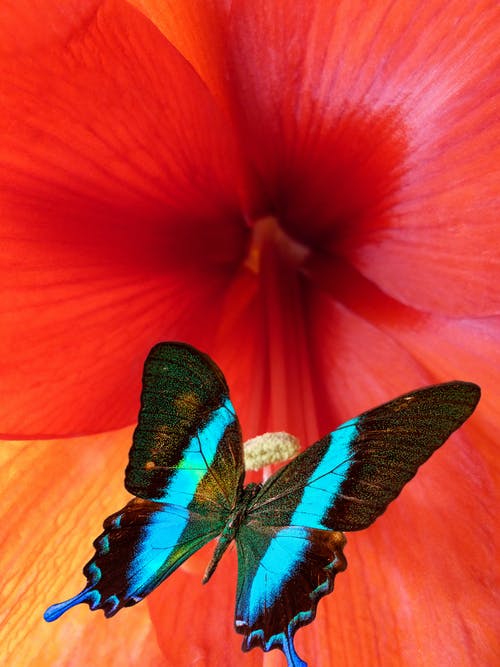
[{"xmin": 44, "ymin": 499, "xmax": 224, "ymax": 621}]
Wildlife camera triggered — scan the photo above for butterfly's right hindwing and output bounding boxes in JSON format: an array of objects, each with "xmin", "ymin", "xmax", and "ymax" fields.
[{"xmin": 235, "ymin": 523, "xmax": 346, "ymax": 665}]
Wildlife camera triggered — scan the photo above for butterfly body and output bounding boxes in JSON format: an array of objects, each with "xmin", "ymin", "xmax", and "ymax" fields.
[
  {"xmin": 44, "ymin": 342, "xmax": 480, "ymax": 667},
  {"xmin": 203, "ymin": 482, "xmax": 261, "ymax": 583}
]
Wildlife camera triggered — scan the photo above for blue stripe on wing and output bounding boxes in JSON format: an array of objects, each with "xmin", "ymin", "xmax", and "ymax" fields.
[
  {"xmin": 156, "ymin": 397, "xmax": 236, "ymax": 504},
  {"xmin": 125, "ymin": 504, "xmax": 191, "ymax": 596},
  {"xmin": 247, "ymin": 526, "xmax": 308, "ymax": 626},
  {"xmin": 289, "ymin": 417, "xmax": 359, "ymax": 528}
]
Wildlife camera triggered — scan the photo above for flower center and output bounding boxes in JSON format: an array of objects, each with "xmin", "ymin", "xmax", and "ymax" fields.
[
  {"xmin": 244, "ymin": 216, "xmax": 310, "ymax": 275},
  {"xmin": 234, "ymin": 215, "xmax": 321, "ymax": 450}
]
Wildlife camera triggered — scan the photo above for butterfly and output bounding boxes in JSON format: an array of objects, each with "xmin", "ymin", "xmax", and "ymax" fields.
[{"xmin": 44, "ymin": 342, "xmax": 480, "ymax": 667}]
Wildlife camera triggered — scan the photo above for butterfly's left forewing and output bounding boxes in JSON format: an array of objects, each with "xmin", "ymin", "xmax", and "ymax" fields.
[
  {"xmin": 45, "ymin": 342, "xmax": 245, "ymax": 621},
  {"xmin": 234, "ymin": 381, "xmax": 480, "ymax": 663},
  {"xmin": 126, "ymin": 342, "xmax": 245, "ymax": 511}
]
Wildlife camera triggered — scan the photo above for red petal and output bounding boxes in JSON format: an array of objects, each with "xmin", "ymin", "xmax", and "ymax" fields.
[
  {"xmin": 308, "ymin": 284, "xmax": 432, "ymax": 429},
  {"xmin": 1, "ymin": 430, "xmax": 165, "ymax": 666},
  {"xmin": 340, "ymin": 0, "xmax": 499, "ymax": 317},
  {"xmin": 0, "ymin": 0, "xmax": 102, "ymax": 55},
  {"xmin": 303, "ymin": 288, "xmax": 497, "ymax": 665},
  {"xmin": 128, "ymin": 0, "xmax": 231, "ymax": 102},
  {"xmin": 223, "ymin": 0, "xmax": 499, "ymax": 315},
  {"xmin": 0, "ymin": 0, "xmax": 248, "ymax": 436},
  {"xmin": 149, "ymin": 549, "xmax": 263, "ymax": 667}
]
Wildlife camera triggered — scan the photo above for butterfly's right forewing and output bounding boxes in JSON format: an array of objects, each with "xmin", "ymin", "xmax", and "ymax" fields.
[{"xmin": 250, "ymin": 381, "xmax": 480, "ymax": 532}]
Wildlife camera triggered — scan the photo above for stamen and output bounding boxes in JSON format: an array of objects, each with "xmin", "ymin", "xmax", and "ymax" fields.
[{"xmin": 244, "ymin": 432, "xmax": 300, "ymax": 471}]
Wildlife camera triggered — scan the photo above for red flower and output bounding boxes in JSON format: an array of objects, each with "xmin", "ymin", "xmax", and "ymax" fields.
[{"xmin": 1, "ymin": 1, "xmax": 498, "ymax": 665}]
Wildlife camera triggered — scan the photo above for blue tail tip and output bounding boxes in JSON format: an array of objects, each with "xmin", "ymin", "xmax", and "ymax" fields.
[
  {"xmin": 281, "ymin": 631, "xmax": 307, "ymax": 667},
  {"xmin": 44, "ymin": 588, "xmax": 99, "ymax": 622},
  {"xmin": 44, "ymin": 602, "xmax": 66, "ymax": 623}
]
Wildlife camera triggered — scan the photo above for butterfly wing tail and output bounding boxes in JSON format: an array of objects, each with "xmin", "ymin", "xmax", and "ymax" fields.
[
  {"xmin": 44, "ymin": 587, "xmax": 102, "ymax": 622},
  {"xmin": 282, "ymin": 631, "xmax": 308, "ymax": 667}
]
